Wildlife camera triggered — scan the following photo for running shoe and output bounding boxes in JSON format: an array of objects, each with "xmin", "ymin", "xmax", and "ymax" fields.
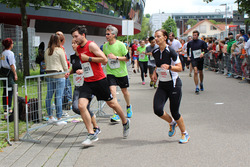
[
  {"xmin": 154, "ymin": 83, "xmax": 158, "ymax": 89},
  {"xmin": 150, "ymin": 81, "xmax": 154, "ymax": 87},
  {"xmin": 200, "ymin": 83, "xmax": 204, "ymax": 91},
  {"xmin": 123, "ymin": 119, "xmax": 130, "ymax": 138},
  {"xmin": 195, "ymin": 88, "xmax": 200, "ymax": 94},
  {"xmin": 93, "ymin": 127, "xmax": 101, "ymax": 135},
  {"xmin": 55, "ymin": 120, "xmax": 67, "ymax": 126},
  {"xmin": 110, "ymin": 113, "xmax": 120, "ymax": 122},
  {"xmin": 179, "ymin": 133, "xmax": 190, "ymax": 144},
  {"xmin": 82, "ymin": 133, "xmax": 98, "ymax": 146},
  {"xmin": 48, "ymin": 117, "xmax": 57, "ymax": 124},
  {"xmin": 133, "ymin": 69, "xmax": 136, "ymax": 73},
  {"xmin": 168, "ymin": 122, "xmax": 177, "ymax": 137},
  {"xmin": 226, "ymin": 73, "xmax": 232, "ymax": 78},
  {"xmin": 127, "ymin": 105, "xmax": 133, "ymax": 118},
  {"xmin": 142, "ymin": 82, "xmax": 145, "ymax": 85}
]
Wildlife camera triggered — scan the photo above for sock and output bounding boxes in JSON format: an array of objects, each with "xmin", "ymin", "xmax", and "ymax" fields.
[
  {"xmin": 127, "ymin": 105, "xmax": 130, "ymax": 108},
  {"xmin": 170, "ymin": 119, "xmax": 176, "ymax": 125},
  {"xmin": 182, "ymin": 130, "xmax": 188, "ymax": 135},
  {"xmin": 200, "ymin": 82, "xmax": 203, "ymax": 85},
  {"xmin": 196, "ymin": 85, "xmax": 199, "ymax": 89}
]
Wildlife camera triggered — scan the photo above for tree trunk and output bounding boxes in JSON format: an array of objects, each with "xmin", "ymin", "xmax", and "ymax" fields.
[{"xmin": 20, "ymin": 0, "xmax": 30, "ymax": 79}]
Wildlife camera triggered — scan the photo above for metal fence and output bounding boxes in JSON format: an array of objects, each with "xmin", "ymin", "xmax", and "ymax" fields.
[
  {"xmin": 0, "ymin": 23, "xmax": 36, "ymax": 72},
  {"xmin": 20, "ymin": 72, "xmax": 107, "ymax": 143},
  {"xmin": 0, "ymin": 78, "xmax": 11, "ymax": 146},
  {"xmin": 204, "ymin": 52, "xmax": 250, "ymax": 82}
]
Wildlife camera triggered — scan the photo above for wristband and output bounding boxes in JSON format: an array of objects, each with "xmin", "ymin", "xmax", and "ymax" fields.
[
  {"xmin": 88, "ymin": 57, "xmax": 92, "ymax": 62},
  {"xmin": 116, "ymin": 56, "xmax": 119, "ymax": 60},
  {"xmin": 169, "ymin": 65, "xmax": 172, "ymax": 70}
]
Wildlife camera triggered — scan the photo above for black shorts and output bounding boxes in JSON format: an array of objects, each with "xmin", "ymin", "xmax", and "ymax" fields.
[
  {"xmin": 191, "ymin": 58, "xmax": 204, "ymax": 71},
  {"xmin": 107, "ymin": 74, "xmax": 129, "ymax": 88},
  {"xmin": 148, "ymin": 66, "xmax": 155, "ymax": 75},
  {"xmin": 78, "ymin": 78, "xmax": 113, "ymax": 101}
]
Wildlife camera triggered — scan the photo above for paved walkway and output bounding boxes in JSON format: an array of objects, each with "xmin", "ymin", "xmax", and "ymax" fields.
[{"xmin": 0, "ymin": 68, "xmax": 250, "ymax": 167}]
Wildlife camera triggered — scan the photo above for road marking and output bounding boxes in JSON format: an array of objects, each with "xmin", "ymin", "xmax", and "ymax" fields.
[{"xmin": 215, "ymin": 103, "xmax": 224, "ymax": 105}]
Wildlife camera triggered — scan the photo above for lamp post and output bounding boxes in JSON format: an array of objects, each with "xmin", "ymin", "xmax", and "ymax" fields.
[{"xmin": 220, "ymin": 3, "xmax": 228, "ymax": 36}]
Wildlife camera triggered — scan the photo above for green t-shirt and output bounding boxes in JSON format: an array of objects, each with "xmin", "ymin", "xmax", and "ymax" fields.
[
  {"xmin": 137, "ymin": 46, "xmax": 148, "ymax": 62},
  {"xmin": 103, "ymin": 40, "xmax": 128, "ymax": 77}
]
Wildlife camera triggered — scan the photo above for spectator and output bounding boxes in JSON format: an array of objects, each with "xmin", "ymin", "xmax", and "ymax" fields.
[
  {"xmin": 35, "ymin": 42, "xmax": 46, "ymax": 75},
  {"xmin": 56, "ymin": 31, "xmax": 72, "ymax": 110},
  {"xmin": 244, "ymin": 32, "xmax": 250, "ymax": 78},
  {"xmin": 240, "ymin": 29, "xmax": 249, "ymax": 42},
  {"xmin": 44, "ymin": 34, "xmax": 68, "ymax": 125},
  {"xmin": 0, "ymin": 38, "xmax": 18, "ymax": 116}
]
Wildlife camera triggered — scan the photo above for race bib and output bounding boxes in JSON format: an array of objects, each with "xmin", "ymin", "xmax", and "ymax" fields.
[
  {"xmin": 108, "ymin": 58, "xmax": 120, "ymax": 69},
  {"xmin": 81, "ymin": 62, "xmax": 94, "ymax": 78},
  {"xmin": 134, "ymin": 51, "xmax": 138, "ymax": 55},
  {"xmin": 193, "ymin": 49, "xmax": 202, "ymax": 59},
  {"xmin": 156, "ymin": 68, "xmax": 172, "ymax": 82},
  {"xmin": 149, "ymin": 55, "xmax": 154, "ymax": 61},
  {"xmin": 139, "ymin": 54, "xmax": 145, "ymax": 60},
  {"xmin": 73, "ymin": 74, "xmax": 84, "ymax": 86}
]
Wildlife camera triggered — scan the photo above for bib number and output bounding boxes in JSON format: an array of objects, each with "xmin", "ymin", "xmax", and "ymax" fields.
[
  {"xmin": 156, "ymin": 68, "xmax": 171, "ymax": 82},
  {"xmin": 139, "ymin": 54, "xmax": 145, "ymax": 60},
  {"xmin": 73, "ymin": 74, "xmax": 84, "ymax": 86},
  {"xmin": 193, "ymin": 49, "xmax": 201, "ymax": 59},
  {"xmin": 108, "ymin": 58, "xmax": 120, "ymax": 69},
  {"xmin": 134, "ymin": 51, "xmax": 138, "ymax": 55},
  {"xmin": 81, "ymin": 62, "xmax": 94, "ymax": 78}
]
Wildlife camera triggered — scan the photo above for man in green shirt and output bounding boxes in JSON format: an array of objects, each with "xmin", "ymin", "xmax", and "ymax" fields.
[
  {"xmin": 226, "ymin": 35, "xmax": 236, "ymax": 77},
  {"xmin": 103, "ymin": 25, "xmax": 132, "ymax": 122},
  {"xmin": 137, "ymin": 40, "xmax": 148, "ymax": 85}
]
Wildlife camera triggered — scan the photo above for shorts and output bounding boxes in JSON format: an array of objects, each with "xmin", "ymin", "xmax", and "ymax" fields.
[
  {"xmin": 191, "ymin": 58, "xmax": 204, "ymax": 71},
  {"xmin": 133, "ymin": 56, "xmax": 139, "ymax": 61},
  {"xmin": 107, "ymin": 74, "xmax": 129, "ymax": 88},
  {"xmin": 148, "ymin": 66, "xmax": 155, "ymax": 75},
  {"xmin": 78, "ymin": 78, "xmax": 113, "ymax": 101}
]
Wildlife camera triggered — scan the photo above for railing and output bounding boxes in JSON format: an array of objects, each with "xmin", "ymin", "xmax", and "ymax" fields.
[
  {"xmin": 20, "ymin": 72, "xmax": 106, "ymax": 143},
  {"xmin": 0, "ymin": 77, "xmax": 11, "ymax": 146}
]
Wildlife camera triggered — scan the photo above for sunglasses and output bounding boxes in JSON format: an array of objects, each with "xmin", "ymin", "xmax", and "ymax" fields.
[{"xmin": 106, "ymin": 33, "xmax": 112, "ymax": 36}]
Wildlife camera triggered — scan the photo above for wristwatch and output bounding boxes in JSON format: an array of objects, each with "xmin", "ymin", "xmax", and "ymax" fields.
[
  {"xmin": 169, "ymin": 65, "xmax": 172, "ymax": 70},
  {"xmin": 88, "ymin": 57, "xmax": 92, "ymax": 62},
  {"xmin": 116, "ymin": 56, "xmax": 119, "ymax": 60}
]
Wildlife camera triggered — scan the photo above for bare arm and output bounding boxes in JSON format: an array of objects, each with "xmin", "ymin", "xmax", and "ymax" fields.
[
  {"xmin": 80, "ymin": 42, "xmax": 107, "ymax": 64},
  {"xmin": 10, "ymin": 64, "xmax": 17, "ymax": 81}
]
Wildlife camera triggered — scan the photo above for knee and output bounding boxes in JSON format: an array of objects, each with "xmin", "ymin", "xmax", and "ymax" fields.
[
  {"xmin": 107, "ymin": 100, "xmax": 116, "ymax": 108},
  {"xmin": 172, "ymin": 113, "xmax": 181, "ymax": 121},
  {"xmin": 153, "ymin": 105, "xmax": 164, "ymax": 117},
  {"xmin": 78, "ymin": 103, "xmax": 87, "ymax": 113}
]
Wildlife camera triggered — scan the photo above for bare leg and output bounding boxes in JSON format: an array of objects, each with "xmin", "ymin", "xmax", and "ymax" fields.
[
  {"xmin": 109, "ymin": 85, "xmax": 117, "ymax": 114},
  {"xmin": 193, "ymin": 67, "xmax": 199, "ymax": 86},
  {"xmin": 91, "ymin": 115, "xmax": 98, "ymax": 128},
  {"xmin": 159, "ymin": 111, "xmax": 172, "ymax": 123},
  {"xmin": 175, "ymin": 116, "xmax": 186, "ymax": 133},
  {"xmin": 106, "ymin": 99, "xmax": 127, "ymax": 124},
  {"xmin": 199, "ymin": 70, "xmax": 204, "ymax": 83},
  {"xmin": 121, "ymin": 88, "xmax": 130, "ymax": 106}
]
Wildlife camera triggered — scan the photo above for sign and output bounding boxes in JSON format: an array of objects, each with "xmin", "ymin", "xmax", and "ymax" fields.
[
  {"xmin": 233, "ymin": 10, "xmax": 244, "ymax": 25},
  {"xmin": 122, "ymin": 20, "xmax": 134, "ymax": 36}
]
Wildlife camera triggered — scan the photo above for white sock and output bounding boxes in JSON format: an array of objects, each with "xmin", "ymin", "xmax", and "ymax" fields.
[
  {"xmin": 182, "ymin": 130, "xmax": 188, "ymax": 134},
  {"xmin": 170, "ymin": 119, "xmax": 176, "ymax": 125}
]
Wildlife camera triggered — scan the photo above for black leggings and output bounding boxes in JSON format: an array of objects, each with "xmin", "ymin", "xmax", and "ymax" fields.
[
  {"xmin": 139, "ymin": 61, "xmax": 148, "ymax": 81},
  {"xmin": 153, "ymin": 78, "xmax": 182, "ymax": 120}
]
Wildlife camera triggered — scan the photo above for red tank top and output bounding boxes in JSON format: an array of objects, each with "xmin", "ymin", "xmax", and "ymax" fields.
[{"xmin": 77, "ymin": 41, "xmax": 106, "ymax": 82}]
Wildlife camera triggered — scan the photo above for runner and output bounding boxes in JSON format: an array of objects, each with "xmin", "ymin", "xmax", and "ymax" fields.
[
  {"xmin": 183, "ymin": 36, "xmax": 193, "ymax": 77},
  {"xmin": 152, "ymin": 29, "xmax": 190, "ymax": 144},
  {"xmin": 187, "ymin": 30, "xmax": 208, "ymax": 94},
  {"xmin": 146, "ymin": 36, "xmax": 158, "ymax": 88},
  {"xmin": 65, "ymin": 38, "xmax": 101, "ymax": 136},
  {"xmin": 131, "ymin": 40, "xmax": 140, "ymax": 73},
  {"xmin": 71, "ymin": 25, "xmax": 130, "ymax": 146},
  {"xmin": 137, "ymin": 40, "xmax": 148, "ymax": 85},
  {"xmin": 103, "ymin": 25, "xmax": 133, "ymax": 122}
]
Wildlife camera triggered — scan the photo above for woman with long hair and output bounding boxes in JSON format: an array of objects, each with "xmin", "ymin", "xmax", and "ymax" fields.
[
  {"xmin": 44, "ymin": 34, "xmax": 68, "ymax": 125},
  {"xmin": 152, "ymin": 29, "xmax": 190, "ymax": 144},
  {"xmin": 1, "ymin": 38, "xmax": 18, "ymax": 115}
]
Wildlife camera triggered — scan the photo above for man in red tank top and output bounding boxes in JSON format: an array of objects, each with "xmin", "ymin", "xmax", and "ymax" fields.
[{"xmin": 71, "ymin": 25, "xmax": 130, "ymax": 146}]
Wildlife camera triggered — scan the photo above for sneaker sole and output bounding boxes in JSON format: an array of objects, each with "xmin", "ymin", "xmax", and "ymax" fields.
[
  {"xmin": 179, "ymin": 136, "xmax": 190, "ymax": 144},
  {"xmin": 82, "ymin": 138, "xmax": 99, "ymax": 146}
]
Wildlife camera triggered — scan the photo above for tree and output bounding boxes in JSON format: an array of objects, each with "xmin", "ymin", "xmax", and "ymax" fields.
[
  {"xmin": 0, "ymin": 0, "xmax": 119, "ymax": 78},
  {"xmin": 186, "ymin": 19, "xmax": 198, "ymax": 27},
  {"xmin": 162, "ymin": 16, "xmax": 177, "ymax": 36},
  {"xmin": 145, "ymin": 14, "xmax": 150, "ymax": 18}
]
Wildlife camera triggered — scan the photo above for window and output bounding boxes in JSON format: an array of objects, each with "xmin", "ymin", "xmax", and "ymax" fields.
[
  {"xmin": 210, "ymin": 25, "xmax": 217, "ymax": 30},
  {"xmin": 199, "ymin": 25, "xmax": 206, "ymax": 33}
]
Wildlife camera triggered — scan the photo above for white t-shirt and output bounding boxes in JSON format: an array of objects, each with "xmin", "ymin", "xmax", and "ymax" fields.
[
  {"xmin": 169, "ymin": 39, "xmax": 182, "ymax": 55},
  {"xmin": 0, "ymin": 50, "xmax": 16, "ymax": 70}
]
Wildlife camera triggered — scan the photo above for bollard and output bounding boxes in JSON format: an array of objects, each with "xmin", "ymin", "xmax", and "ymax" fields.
[{"xmin": 13, "ymin": 84, "xmax": 19, "ymax": 141}]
